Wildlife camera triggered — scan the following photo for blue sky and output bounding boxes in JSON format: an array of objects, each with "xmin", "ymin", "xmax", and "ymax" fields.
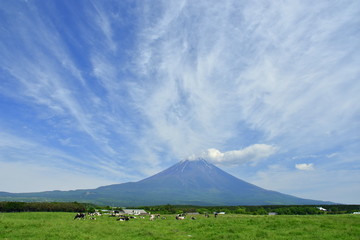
[{"xmin": 0, "ymin": 0, "xmax": 359, "ymax": 204}]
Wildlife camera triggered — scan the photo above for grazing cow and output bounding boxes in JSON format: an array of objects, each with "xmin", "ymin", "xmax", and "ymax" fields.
[
  {"xmin": 88, "ymin": 212, "xmax": 99, "ymax": 217},
  {"xmin": 117, "ymin": 216, "xmax": 130, "ymax": 221},
  {"xmin": 150, "ymin": 214, "xmax": 156, "ymax": 221},
  {"xmin": 204, "ymin": 213, "xmax": 209, "ymax": 218},
  {"xmin": 74, "ymin": 213, "xmax": 86, "ymax": 220},
  {"xmin": 191, "ymin": 217, "xmax": 196, "ymax": 220},
  {"xmin": 176, "ymin": 214, "xmax": 185, "ymax": 220}
]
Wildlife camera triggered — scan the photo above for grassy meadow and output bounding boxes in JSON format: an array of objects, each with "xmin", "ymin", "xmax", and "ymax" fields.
[{"xmin": 0, "ymin": 212, "xmax": 359, "ymax": 240}]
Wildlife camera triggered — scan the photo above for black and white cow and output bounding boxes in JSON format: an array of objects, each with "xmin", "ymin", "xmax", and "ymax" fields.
[
  {"xmin": 116, "ymin": 215, "xmax": 130, "ymax": 221},
  {"xmin": 74, "ymin": 213, "xmax": 86, "ymax": 220},
  {"xmin": 175, "ymin": 214, "xmax": 185, "ymax": 220}
]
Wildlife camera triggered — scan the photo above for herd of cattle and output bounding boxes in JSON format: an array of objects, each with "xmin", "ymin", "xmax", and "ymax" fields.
[{"xmin": 74, "ymin": 212, "xmax": 217, "ymax": 221}]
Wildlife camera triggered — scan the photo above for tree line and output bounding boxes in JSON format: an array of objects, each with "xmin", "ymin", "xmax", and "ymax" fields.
[
  {"xmin": 0, "ymin": 201, "xmax": 89, "ymax": 212},
  {"xmin": 1, "ymin": 202, "xmax": 359, "ymax": 215},
  {"xmin": 135, "ymin": 204, "xmax": 360, "ymax": 215}
]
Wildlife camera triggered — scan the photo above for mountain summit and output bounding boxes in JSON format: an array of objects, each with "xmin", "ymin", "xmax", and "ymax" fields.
[{"xmin": 0, "ymin": 159, "xmax": 331, "ymax": 206}]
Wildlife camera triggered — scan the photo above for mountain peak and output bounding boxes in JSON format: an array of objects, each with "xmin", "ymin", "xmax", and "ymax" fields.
[
  {"xmin": 178, "ymin": 158, "xmax": 213, "ymax": 170},
  {"xmin": 139, "ymin": 158, "xmax": 215, "ymax": 183},
  {"xmin": 1, "ymin": 159, "xmax": 333, "ymax": 206},
  {"xmin": 181, "ymin": 157, "xmax": 207, "ymax": 163}
]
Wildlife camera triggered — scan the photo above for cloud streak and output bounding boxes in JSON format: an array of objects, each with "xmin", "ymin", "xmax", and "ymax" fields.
[{"xmin": 131, "ymin": 0, "xmax": 360, "ymax": 160}]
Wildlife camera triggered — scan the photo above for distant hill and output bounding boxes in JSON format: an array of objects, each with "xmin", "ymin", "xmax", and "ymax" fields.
[{"xmin": 0, "ymin": 159, "xmax": 333, "ymax": 206}]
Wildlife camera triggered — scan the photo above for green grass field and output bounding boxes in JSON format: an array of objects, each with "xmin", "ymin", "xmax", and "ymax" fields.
[{"xmin": 0, "ymin": 212, "xmax": 359, "ymax": 240}]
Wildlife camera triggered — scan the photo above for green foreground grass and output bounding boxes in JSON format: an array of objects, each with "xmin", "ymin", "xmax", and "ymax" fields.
[{"xmin": 0, "ymin": 212, "xmax": 359, "ymax": 240}]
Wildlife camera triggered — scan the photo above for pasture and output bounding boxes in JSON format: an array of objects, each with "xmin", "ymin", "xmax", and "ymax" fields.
[{"xmin": 0, "ymin": 212, "xmax": 359, "ymax": 239}]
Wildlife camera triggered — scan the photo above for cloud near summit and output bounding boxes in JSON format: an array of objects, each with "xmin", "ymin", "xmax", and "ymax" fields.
[
  {"xmin": 295, "ymin": 163, "xmax": 315, "ymax": 171},
  {"xmin": 192, "ymin": 144, "xmax": 278, "ymax": 166}
]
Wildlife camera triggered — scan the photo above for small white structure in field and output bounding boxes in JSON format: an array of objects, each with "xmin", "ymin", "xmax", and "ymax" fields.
[
  {"xmin": 123, "ymin": 209, "xmax": 148, "ymax": 215},
  {"xmin": 317, "ymin": 207, "xmax": 327, "ymax": 211},
  {"xmin": 268, "ymin": 212, "xmax": 278, "ymax": 216},
  {"xmin": 353, "ymin": 212, "xmax": 360, "ymax": 214}
]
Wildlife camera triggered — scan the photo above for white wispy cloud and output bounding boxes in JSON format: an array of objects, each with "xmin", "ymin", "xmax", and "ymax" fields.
[
  {"xmin": 0, "ymin": 130, "xmax": 138, "ymax": 187},
  {"xmin": 0, "ymin": 1, "xmax": 154, "ymax": 188},
  {"xmin": 91, "ymin": 1, "xmax": 118, "ymax": 53},
  {"xmin": 131, "ymin": 0, "xmax": 360, "ymax": 163},
  {"xmin": 0, "ymin": 131, "xmax": 95, "ymax": 173},
  {"xmin": 0, "ymin": 1, "xmax": 127, "ymax": 163},
  {"xmin": 295, "ymin": 163, "xmax": 315, "ymax": 171}
]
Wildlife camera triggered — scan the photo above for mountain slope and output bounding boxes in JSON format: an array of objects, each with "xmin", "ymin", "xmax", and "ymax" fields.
[{"xmin": 0, "ymin": 159, "xmax": 332, "ymax": 206}]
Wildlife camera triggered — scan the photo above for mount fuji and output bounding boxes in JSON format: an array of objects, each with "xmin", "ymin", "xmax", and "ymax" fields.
[{"xmin": 0, "ymin": 159, "xmax": 332, "ymax": 206}]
